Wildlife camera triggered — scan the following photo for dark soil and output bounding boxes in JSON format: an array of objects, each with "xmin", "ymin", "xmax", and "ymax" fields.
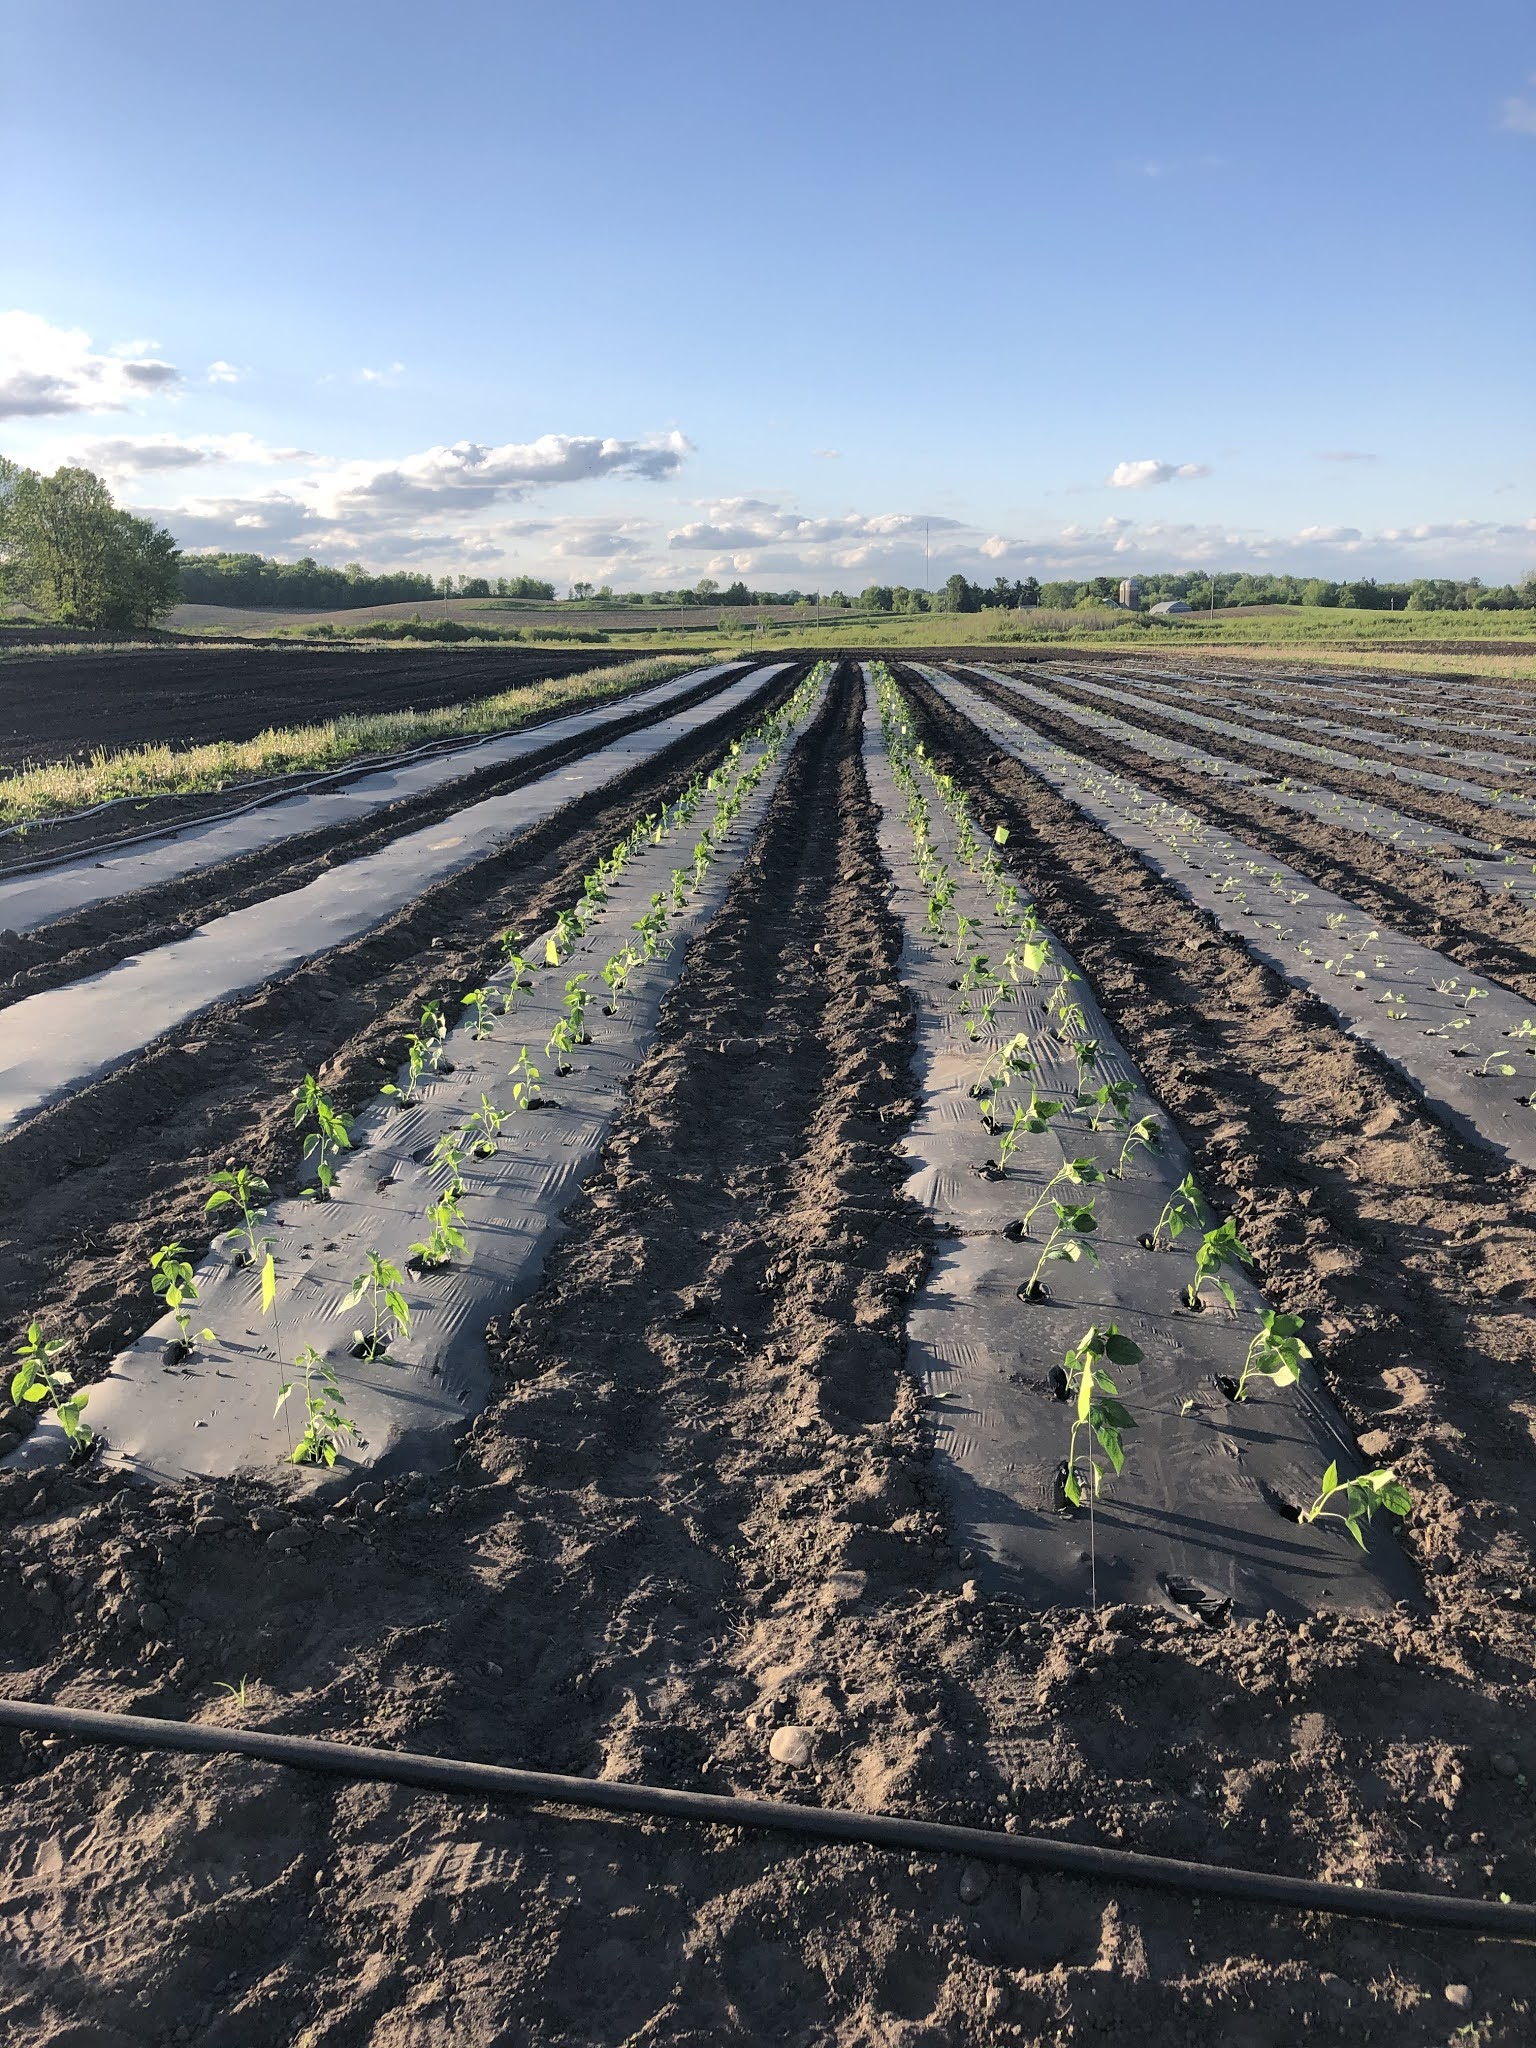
[
  {"xmin": 1, "ymin": 666, "xmax": 1534, "ymax": 2045},
  {"xmin": 953, "ymin": 664, "xmax": 1536, "ymax": 1004},
  {"xmin": 0, "ymin": 645, "xmax": 640, "ymax": 771},
  {"xmin": 0, "ymin": 662, "xmax": 761, "ymax": 1009}
]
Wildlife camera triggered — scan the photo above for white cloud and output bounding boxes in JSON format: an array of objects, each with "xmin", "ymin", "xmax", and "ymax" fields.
[
  {"xmin": 358, "ymin": 361, "xmax": 406, "ymax": 385},
  {"xmin": 1107, "ymin": 458, "xmax": 1211, "ymax": 489},
  {"xmin": 812, "ymin": 447, "xmax": 841, "ymax": 459},
  {"xmin": 667, "ymin": 498, "xmax": 961, "ymax": 567},
  {"xmin": 136, "ymin": 429, "xmax": 696, "ymax": 564},
  {"xmin": 0, "ymin": 311, "xmax": 180, "ymax": 418},
  {"xmin": 68, "ymin": 432, "xmax": 313, "ymax": 475},
  {"xmin": 206, "ymin": 360, "xmax": 243, "ymax": 384}
]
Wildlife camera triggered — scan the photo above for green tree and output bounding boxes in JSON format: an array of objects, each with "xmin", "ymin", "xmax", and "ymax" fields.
[{"xmin": 0, "ymin": 462, "xmax": 180, "ymax": 628}]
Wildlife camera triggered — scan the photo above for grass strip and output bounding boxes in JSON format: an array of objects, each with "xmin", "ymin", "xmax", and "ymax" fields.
[{"xmin": 0, "ymin": 655, "xmax": 710, "ymax": 827}]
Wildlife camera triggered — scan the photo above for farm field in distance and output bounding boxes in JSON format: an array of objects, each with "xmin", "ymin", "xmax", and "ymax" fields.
[{"xmin": 3, "ymin": 642, "xmax": 1535, "ymax": 2047}]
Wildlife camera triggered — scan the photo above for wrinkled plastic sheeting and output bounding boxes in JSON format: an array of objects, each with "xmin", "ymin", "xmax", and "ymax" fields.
[
  {"xmin": 999, "ymin": 666, "xmax": 1536, "ymax": 822},
  {"xmin": 0, "ymin": 667, "xmax": 790, "ymax": 1136},
  {"xmin": 0, "ymin": 662, "xmax": 745, "ymax": 936},
  {"xmin": 863, "ymin": 683, "xmax": 1412, "ymax": 1619},
  {"xmin": 983, "ymin": 663, "xmax": 1536, "ymax": 902},
  {"xmin": 930, "ymin": 669, "xmax": 1536, "ymax": 1175},
  {"xmin": 970, "ymin": 665, "xmax": 1489, "ymax": 859},
  {"xmin": 5, "ymin": 679, "xmax": 826, "ymax": 1487}
]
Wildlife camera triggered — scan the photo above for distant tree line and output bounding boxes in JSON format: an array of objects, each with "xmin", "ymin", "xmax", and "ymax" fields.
[
  {"xmin": 177, "ymin": 555, "xmax": 558, "ymax": 608},
  {"xmin": 933, "ymin": 569, "xmax": 1536, "ymax": 613},
  {"xmin": 0, "ymin": 457, "xmax": 181, "ymax": 629}
]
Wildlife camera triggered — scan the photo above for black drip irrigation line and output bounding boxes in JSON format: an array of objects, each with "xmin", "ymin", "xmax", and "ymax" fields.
[{"xmin": 1, "ymin": 1700, "xmax": 1530, "ymax": 1940}]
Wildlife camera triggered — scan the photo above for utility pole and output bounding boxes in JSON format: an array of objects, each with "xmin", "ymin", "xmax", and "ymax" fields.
[{"xmin": 924, "ymin": 522, "xmax": 930, "ymax": 594}]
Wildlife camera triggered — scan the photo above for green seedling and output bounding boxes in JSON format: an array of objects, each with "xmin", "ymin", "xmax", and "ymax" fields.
[
  {"xmin": 1078, "ymin": 1078, "xmax": 1135, "ymax": 1132},
  {"xmin": 1232, "ymin": 1309, "xmax": 1310, "ymax": 1400},
  {"xmin": 1019, "ymin": 1156, "xmax": 1104, "ymax": 1233},
  {"xmin": 293, "ymin": 1073, "xmax": 353, "ymax": 1196},
  {"xmin": 465, "ymin": 1093, "xmax": 505, "ymax": 1156},
  {"xmin": 545, "ymin": 909, "xmax": 581, "ymax": 966},
  {"xmin": 1476, "ymin": 1047, "xmax": 1517, "ymax": 1076},
  {"xmin": 430, "ymin": 1128, "xmax": 467, "ymax": 1195},
  {"xmin": 1061, "ymin": 1323, "xmax": 1141, "ymax": 1508},
  {"xmin": 1152, "ymin": 1173, "xmax": 1208, "ymax": 1251},
  {"xmin": 342, "ymin": 1251, "xmax": 412, "ymax": 1361},
  {"xmin": 213, "ymin": 1677, "xmax": 252, "ymax": 1708},
  {"xmin": 602, "ymin": 945, "xmax": 639, "ymax": 1014},
  {"xmin": 10, "ymin": 1323, "xmax": 93, "ymax": 1453},
  {"xmin": 1115, "ymin": 1114, "xmax": 1161, "ymax": 1175},
  {"xmin": 206, "ymin": 1167, "xmax": 277, "ymax": 1315},
  {"xmin": 150, "ymin": 1242, "xmax": 214, "ymax": 1354},
  {"xmin": 1298, "ymin": 1462, "xmax": 1411, "ymax": 1549},
  {"xmin": 1012, "ymin": 1087, "xmax": 1064, "ymax": 1137},
  {"xmin": 995, "ymin": 1101, "xmax": 1030, "ymax": 1168},
  {"xmin": 411, "ymin": 1191, "xmax": 468, "ymax": 1271},
  {"xmin": 1185, "ymin": 1218, "xmax": 1253, "ymax": 1314},
  {"xmin": 973, "ymin": 1032, "xmax": 1034, "ymax": 1112},
  {"xmin": 276, "ymin": 1346, "xmax": 356, "ymax": 1467},
  {"xmin": 509, "ymin": 1047, "xmax": 542, "ymax": 1110},
  {"xmin": 461, "ymin": 987, "xmax": 493, "ymax": 1039},
  {"xmin": 1022, "ymin": 1199, "xmax": 1100, "ymax": 1297},
  {"xmin": 498, "ymin": 932, "xmax": 532, "ymax": 1011}
]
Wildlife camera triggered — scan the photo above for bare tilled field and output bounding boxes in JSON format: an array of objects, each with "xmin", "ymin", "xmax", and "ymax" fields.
[
  {"xmin": 3, "ymin": 656, "xmax": 1536, "ymax": 2047},
  {"xmin": 0, "ymin": 644, "xmax": 645, "ymax": 771}
]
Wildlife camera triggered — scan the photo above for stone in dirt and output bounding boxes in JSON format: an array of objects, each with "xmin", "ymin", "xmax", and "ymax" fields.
[
  {"xmin": 769, "ymin": 1725, "xmax": 814, "ymax": 1766},
  {"xmin": 1444, "ymin": 1985, "xmax": 1473, "ymax": 2010}
]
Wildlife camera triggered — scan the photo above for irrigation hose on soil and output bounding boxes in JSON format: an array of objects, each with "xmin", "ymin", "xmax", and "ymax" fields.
[{"xmin": 2, "ymin": 1700, "xmax": 1531, "ymax": 1940}]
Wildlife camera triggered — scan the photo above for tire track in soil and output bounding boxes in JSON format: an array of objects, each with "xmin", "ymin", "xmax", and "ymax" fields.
[
  {"xmin": 1023, "ymin": 667, "xmax": 1536, "ymax": 855},
  {"xmin": 954, "ymin": 664, "xmax": 1536, "ymax": 1003},
  {"xmin": 0, "ymin": 664, "xmax": 752, "ymax": 1009},
  {"xmin": 4, "ymin": 670, "xmax": 1536, "ymax": 2043},
  {"xmin": 0, "ymin": 667, "xmax": 806, "ymax": 1396}
]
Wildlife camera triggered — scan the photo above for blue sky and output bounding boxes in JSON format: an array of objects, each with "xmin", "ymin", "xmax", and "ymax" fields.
[{"xmin": 3, "ymin": 0, "xmax": 1534, "ymax": 591}]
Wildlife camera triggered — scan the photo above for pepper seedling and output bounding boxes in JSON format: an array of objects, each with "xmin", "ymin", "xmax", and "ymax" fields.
[
  {"xmin": 293, "ymin": 1074, "xmax": 353, "ymax": 1196},
  {"xmin": 1151, "ymin": 1173, "xmax": 1208, "ymax": 1252},
  {"xmin": 465, "ymin": 1093, "xmax": 505, "ymax": 1156},
  {"xmin": 509, "ymin": 1047, "xmax": 543, "ymax": 1111},
  {"xmin": 150, "ymin": 1243, "xmax": 215, "ymax": 1357},
  {"xmin": 10, "ymin": 1323, "xmax": 93, "ymax": 1454},
  {"xmin": 411, "ymin": 1191, "xmax": 468, "ymax": 1271},
  {"xmin": 1298, "ymin": 1462, "xmax": 1411, "ymax": 1548},
  {"xmin": 276, "ymin": 1346, "xmax": 356, "ymax": 1467},
  {"xmin": 1019, "ymin": 1157, "xmax": 1104, "ymax": 1234},
  {"xmin": 206, "ymin": 1166, "xmax": 275, "ymax": 1302},
  {"xmin": 1021, "ymin": 1199, "xmax": 1100, "ymax": 1298},
  {"xmin": 342, "ymin": 1251, "xmax": 413, "ymax": 1361},
  {"xmin": 460, "ymin": 987, "xmax": 493, "ymax": 1040},
  {"xmin": 1114, "ymin": 1114, "xmax": 1161, "ymax": 1176},
  {"xmin": 1231, "ymin": 1308, "xmax": 1310, "ymax": 1400},
  {"xmin": 1061, "ymin": 1323, "xmax": 1141, "ymax": 1508},
  {"xmin": 1184, "ymin": 1217, "xmax": 1253, "ymax": 1314}
]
